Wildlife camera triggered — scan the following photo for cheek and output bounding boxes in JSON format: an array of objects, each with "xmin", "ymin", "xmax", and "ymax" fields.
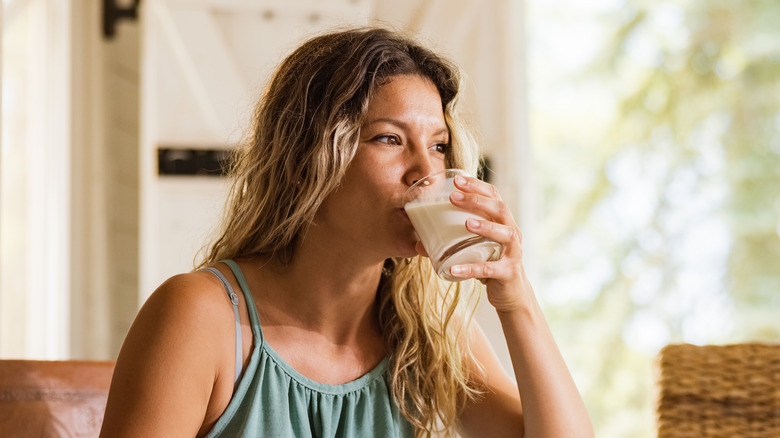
[
  {"xmin": 322, "ymin": 178, "xmax": 375, "ymax": 223},
  {"xmin": 347, "ymin": 163, "xmax": 397, "ymax": 198}
]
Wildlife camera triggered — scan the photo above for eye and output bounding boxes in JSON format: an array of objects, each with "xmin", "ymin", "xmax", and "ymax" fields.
[
  {"xmin": 373, "ymin": 134, "xmax": 402, "ymax": 145},
  {"xmin": 431, "ymin": 142, "xmax": 449, "ymax": 154}
]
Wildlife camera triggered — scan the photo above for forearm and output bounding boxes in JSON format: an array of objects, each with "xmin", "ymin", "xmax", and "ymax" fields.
[
  {"xmin": 497, "ymin": 298, "xmax": 593, "ymax": 438},
  {"xmin": 445, "ymin": 174, "xmax": 593, "ymax": 436}
]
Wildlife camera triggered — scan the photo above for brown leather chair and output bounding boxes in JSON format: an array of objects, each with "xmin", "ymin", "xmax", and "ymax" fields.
[{"xmin": 0, "ymin": 360, "xmax": 114, "ymax": 438}]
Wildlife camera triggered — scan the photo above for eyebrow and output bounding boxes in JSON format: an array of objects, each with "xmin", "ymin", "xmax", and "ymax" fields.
[{"xmin": 364, "ymin": 117, "xmax": 450, "ymax": 137}]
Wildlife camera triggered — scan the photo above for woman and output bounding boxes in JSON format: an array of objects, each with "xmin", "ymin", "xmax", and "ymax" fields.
[{"xmin": 100, "ymin": 27, "xmax": 593, "ymax": 437}]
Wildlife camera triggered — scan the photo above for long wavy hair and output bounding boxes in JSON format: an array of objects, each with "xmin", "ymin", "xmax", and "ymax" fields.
[{"xmin": 199, "ymin": 27, "xmax": 484, "ymax": 436}]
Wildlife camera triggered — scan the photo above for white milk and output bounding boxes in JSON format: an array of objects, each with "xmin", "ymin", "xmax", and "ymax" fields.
[
  {"xmin": 404, "ymin": 200, "xmax": 477, "ymax": 260},
  {"xmin": 404, "ymin": 199, "xmax": 501, "ymax": 281}
]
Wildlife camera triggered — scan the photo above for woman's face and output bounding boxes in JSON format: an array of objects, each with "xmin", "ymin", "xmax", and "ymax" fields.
[{"xmin": 314, "ymin": 74, "xmax": 449, "ymax": 261}]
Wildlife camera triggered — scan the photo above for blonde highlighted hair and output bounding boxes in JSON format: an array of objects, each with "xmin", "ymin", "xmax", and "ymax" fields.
[{"xmin": 199, "ymin": 27, "xmax": 484, "ymax": 436}]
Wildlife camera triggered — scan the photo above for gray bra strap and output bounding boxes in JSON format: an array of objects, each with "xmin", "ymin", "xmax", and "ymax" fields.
[{"xmin": 203, "ymin": 267, "xmax": 242, "ymax": 391}]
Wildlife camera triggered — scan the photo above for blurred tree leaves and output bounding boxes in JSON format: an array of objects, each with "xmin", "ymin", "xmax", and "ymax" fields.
[{"xmin": 530, "ymin": 0, "xmax": 780, "ymax": 436}]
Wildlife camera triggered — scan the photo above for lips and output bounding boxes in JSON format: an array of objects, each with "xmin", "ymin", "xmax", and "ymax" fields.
[{"xmin": 398, "ymin": 208, "xmax": 414, "ymax": 229}]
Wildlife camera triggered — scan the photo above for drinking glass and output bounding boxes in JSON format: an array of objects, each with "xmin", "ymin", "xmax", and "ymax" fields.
[{"xmin": 403, "ymin": 169, "xmax": 502, "ymax": 281}]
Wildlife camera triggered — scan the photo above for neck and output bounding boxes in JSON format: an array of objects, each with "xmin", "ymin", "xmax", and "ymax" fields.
[{"xmin": 250, "ymin": 228, "xmax": 387, "ymax": 346}]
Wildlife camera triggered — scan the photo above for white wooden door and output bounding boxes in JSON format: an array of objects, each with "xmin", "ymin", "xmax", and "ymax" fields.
[{"xmin": 139, "ymin": 0, "xmax": 370, "ymax": 298}]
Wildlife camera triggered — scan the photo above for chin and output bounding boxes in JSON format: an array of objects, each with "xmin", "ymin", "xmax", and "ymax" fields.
[
  {"xmin": 389, "ymin": 225, "xmax": 422, "ymax": 258},
  {"xmin": 394, "ymin": 240, "xmax": 421, "ymax": 259}
]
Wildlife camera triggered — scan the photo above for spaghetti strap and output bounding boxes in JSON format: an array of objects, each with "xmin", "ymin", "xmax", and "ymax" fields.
[
  {"xmin": 220, "ymin": 259, "xmax": 263, "ymax": 345},
  {"xmin": 202, "ymin": 267, "xmax": 243, "ymax": 392}
]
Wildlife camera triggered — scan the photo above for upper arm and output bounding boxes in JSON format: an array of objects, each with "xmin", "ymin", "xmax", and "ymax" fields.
[
  {"xmin": 100, "ymin": 272, "xmax": 233, "ymax": 438},
  {"xmin": 459, "ymin": 323, "xmax": 524, "ymax": 438}
]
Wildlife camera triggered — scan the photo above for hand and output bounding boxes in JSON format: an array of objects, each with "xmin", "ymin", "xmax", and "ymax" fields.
[{"xmin": 444, "ymin": 175, "xmax": 534, "ymax": 313}]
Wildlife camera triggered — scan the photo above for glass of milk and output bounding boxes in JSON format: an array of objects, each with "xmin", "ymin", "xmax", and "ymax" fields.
[{"xmin": 403, "ymin": 169, "xmax": 502, "ymax": 281}]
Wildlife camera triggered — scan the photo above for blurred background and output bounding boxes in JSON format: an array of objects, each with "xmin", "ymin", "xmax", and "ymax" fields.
[{"xmin": 1, "ymin": 0, "xmax": 778, "ymax": 437}]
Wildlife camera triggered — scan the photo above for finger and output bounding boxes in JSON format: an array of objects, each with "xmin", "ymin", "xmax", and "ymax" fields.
[
  {"xmin": 453, "ymin": 175, "xmax": 502, "ymax": 201},
  {"xmin": 451, "ymin": 175, "xmax": 514, "ymax": 223},
  {"xmin": 449, "ymin": 260, "xmax": 508, "ymax": 281},
  {"xmin": 450, "ymin": 190, "xmax": 514, "ymax": 224},
  {"xmin": 465, "ymin": 218, "xmax": 520, "ymax": 246}
]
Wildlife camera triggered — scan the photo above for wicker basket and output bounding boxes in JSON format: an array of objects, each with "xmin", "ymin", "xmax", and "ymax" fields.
[{"xmin": 656, "ymin": 343, "xmax": 780, "ymax": 438}]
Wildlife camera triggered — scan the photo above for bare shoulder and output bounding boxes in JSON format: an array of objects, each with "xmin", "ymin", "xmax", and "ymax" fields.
[
  {"xmin": 100, "ymin": 270, "xmax": 235, "ymax": 437},
  {"xmin": 125, "ymin": 271, "xmax": 235, "ymax": 345},
  {"xmin": 117, "ymin": 269, "xmax": 237, "ymax": 384},
  {"xmin": 144, "ymin": 270, "xmax": 232, "ymax": 319}
]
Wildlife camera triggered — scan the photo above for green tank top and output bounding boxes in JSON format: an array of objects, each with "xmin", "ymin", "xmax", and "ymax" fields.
[{"xmin": 203, "ymin": 260, "xmax": 414, "ymax": 438}]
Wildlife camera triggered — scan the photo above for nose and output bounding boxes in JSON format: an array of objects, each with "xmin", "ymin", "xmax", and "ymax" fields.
[{"xmin": 403, "ymin": 146, "xmax": 437, "ymax": 187}]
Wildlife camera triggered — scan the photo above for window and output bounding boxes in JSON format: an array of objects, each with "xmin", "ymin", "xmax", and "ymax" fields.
[
  {"xmin": 529, "ymin": 0, "xmax": 780, "ymax": 435},
  {"xmin": 1, "ymin": 0, "xmax": 72, "ymax": 359}
]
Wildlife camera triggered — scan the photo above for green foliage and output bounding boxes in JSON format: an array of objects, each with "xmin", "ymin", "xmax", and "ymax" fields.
[{"xmin": 531, "ymin": 0, "xmax": 780, "ymax": 436}]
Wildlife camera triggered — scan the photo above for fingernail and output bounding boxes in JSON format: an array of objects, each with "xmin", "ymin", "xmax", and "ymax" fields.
[
  {"xmin": 450, "ymin": 265, "xmax": 464, "ymax": 275},
  {"xmin": 467, "ymin": 218, "xmax": 480, "ymax": 229},
  {"xmin": 454, "ymin": 176, "xmax": 467, "ymax": 185},
  {"xmin": 451, "ymin": 191, "xmax": 464, "ymax": 201}
]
